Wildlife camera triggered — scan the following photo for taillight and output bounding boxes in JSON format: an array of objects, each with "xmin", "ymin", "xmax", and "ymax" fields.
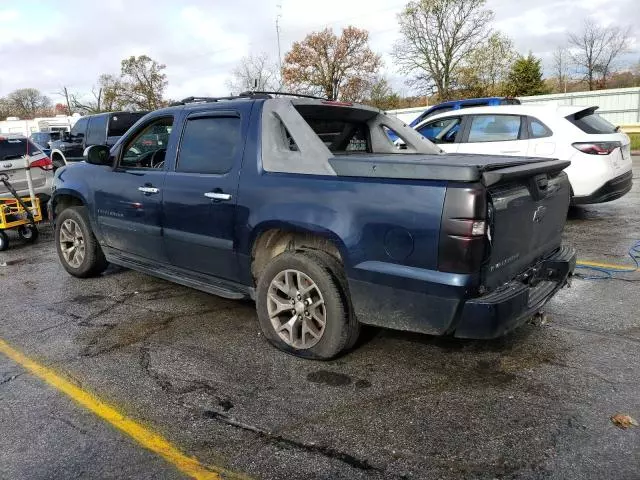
[
  {"xmin": 30, "ymin": 157, "xmax": 54, "ymax": 171},
  {"xmin": 572, "ymin": 141, "xmax": 620, "ymax": 155},
  {"xmin": 438, "ymin": 186, "xmax": 488, "ymax": 274}
]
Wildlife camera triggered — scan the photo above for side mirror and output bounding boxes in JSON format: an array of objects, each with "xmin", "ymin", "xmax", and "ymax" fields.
[{"xmin": 84, "ymin": 145, "xmax": 112, "ymax": 166}]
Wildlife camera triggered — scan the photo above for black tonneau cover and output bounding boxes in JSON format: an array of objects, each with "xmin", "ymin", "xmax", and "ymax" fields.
[{"xmin": 329, "ymin": 153, "xmax": 570, "ymax": 186}]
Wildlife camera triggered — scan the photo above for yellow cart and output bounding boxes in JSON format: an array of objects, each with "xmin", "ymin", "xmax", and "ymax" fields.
[{"xmin": 0, "ymin": 168, "xmax": 41, "ymax": 251}]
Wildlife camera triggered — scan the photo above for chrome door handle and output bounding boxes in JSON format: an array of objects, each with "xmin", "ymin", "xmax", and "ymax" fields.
[
  {"xmin": 138, "ymin": 186, "xmax": 159, "ymax": 194},
  {"xmin": 204, "ymin": 192, "xmax": 232, "ymax": 201}
]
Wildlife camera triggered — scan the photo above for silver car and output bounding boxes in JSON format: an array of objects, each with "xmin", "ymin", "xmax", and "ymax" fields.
[{"xmin": 0, "ymin": 135, "xmax": 54, "ymax": 213}]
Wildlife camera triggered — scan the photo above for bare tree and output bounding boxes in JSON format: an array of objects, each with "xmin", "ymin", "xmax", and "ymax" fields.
[
  {"xmin": 282, "ymin": 26, "xmax": 381, "ymax": 100},
  {"xmin": 392, "ymin": 0, "xmax": 493, "ymax": 100},
  {"xmin": 226, "ymin": 53, "xmax": 281, "ymax": 94},
  {"xmin": 6, "ymin": 88, "xmax": 52, "ymax": 118},
  {"xmin": 552, "ymin": 46, "xmax": 571, "ymax": 93},
  {"xmin": 568, "ymin": 19, "xmax": 631, "ymax": 90},
  {"xmin": 57, "ymin": 86, "xmax": 74, "ymax": 115}
]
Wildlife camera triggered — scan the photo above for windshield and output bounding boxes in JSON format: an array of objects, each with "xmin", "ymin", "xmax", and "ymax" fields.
[{"xmin": 0, "ymin": 137, "xmax": 42, "ymax": 160}]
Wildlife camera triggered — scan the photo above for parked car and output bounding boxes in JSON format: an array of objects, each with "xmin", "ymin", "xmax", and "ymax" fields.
[
  {"xmin": 0, "ymin": 135, "xmax": 54, "ymax": 212},
  {"xmin": 409, "ymin": 96, "xmax": 521, "ymax": 127},
  {"xmin": 29, "ymin": 131, "xmax": 61, "ymax": 157},
  {"xmin": 51, "ymin": 93, "xmax": 576, "ymax": 359},
  {"xmin": 412, "ymin": 105, "xmax": 633, "ymax": 204},
  {"xmin": 49, "ymin": 111, "xmax": 147, "ymax": 169},
  {"xmin": 387, "ymin": 97, "xmax": 521, "ymax": 143}
]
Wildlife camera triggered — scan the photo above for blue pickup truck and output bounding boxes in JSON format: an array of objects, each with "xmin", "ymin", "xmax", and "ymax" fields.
[{"xmin": 51, "ymin": 92, "xmax": 576, "ymax": 359}]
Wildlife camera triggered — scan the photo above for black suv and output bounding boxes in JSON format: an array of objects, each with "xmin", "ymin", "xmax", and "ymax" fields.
[{"xmin": 49, "ymin": 111, "xmax": 147, "ymax": 169}]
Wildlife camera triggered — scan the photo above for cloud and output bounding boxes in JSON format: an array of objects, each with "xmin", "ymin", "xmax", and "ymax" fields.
[{"xmin": 0, "ymin": 0, "xmax": 638, "ymax": 102}]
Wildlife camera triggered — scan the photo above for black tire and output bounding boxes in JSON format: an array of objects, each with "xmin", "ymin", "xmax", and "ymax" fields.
[
  {"xmin": 0, "ymin": 230, "xmax": 8, "ymax": 251},
  {"xmin": 17, "ymin": 225, "xmax": 38, "ymax": 243},
  {"xmin": 256, "ymin": 250, "xmax": 357, "ymax": 360},
  {"xmin": 52, "ymin": 155, "xmax": 65, "ymax": 171},
  {"xmin": 55, "ymin": 206, "xmax": 108, "ymax": 278},
  {"xmin": 301, "ymin": 249, "xmax": 361, "ymax": 351}
]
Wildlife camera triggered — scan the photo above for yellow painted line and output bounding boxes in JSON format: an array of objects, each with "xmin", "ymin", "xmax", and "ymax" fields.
[
  {"xmin": 0, "ymin": 338, "xmax": 249, "ymax": 480},
  {"xmin": 577, "ymin": 260, "xmax": 636, "ymax": 271}
]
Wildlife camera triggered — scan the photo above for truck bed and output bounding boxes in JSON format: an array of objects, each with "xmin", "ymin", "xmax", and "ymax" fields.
[{"xmin": 329, "ymin": 153, "xmax": 571, "ymax": 185}]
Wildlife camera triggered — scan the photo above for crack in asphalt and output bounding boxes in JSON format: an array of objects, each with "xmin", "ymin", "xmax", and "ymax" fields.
[
  {"xmin": 202, "ymin": 409, "xmax": 382, "ymax": 473},
  {"xmin": 0, "ymin": 373, "xmax": 23, "ymax": 386}
]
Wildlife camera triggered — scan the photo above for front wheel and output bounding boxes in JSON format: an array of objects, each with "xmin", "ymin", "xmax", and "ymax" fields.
[
  {"xmin": 0, "ymin": 231, "xmax": 8, "ymax": 251},
  {"xmin": 17, "ymin": 225, "xmax": 38, "ymax": 243},
  {"xmin": 256, "ymin": 251, "xmax": 357, "ymax": 360},
  {"xmin": 55, "ymin": 206, "xmax": 108, "ymax": 278}
]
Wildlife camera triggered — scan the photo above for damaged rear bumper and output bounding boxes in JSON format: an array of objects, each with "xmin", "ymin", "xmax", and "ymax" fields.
[{"xmin": 454, "ymin": 246, "xmax": 576, "ymax": 339}]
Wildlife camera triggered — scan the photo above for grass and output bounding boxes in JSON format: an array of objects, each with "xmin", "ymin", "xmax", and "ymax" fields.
[{"xmin": 629, "ymin": 133, "xmax": 640, "ymax": 151}]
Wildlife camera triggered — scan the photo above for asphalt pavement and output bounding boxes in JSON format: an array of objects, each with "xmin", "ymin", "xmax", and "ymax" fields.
[{"xmin": 0, "ymin": 158, "xmax": 639, "ymax": 479}]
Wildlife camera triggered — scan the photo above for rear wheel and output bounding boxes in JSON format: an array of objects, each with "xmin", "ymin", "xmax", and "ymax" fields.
[
  {"xmin": 55, "ymin": 206, "xmax": 108, "ymax": 278},
  {"xmin": 256, "ymin": 250, "xmax": 357, "ymax": 359},
  {"xmin": 17, "ymin": 225, "xmax": 38, "ymax": 243},
  {"xmin": 0, "ymin": 231, "xmax": 8, "ymax": 251}
]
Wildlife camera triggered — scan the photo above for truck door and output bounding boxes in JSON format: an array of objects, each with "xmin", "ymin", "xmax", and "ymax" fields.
[
  {"xmin": 162, "ymin": 105, "xmax": 251, "ymax": 283},
  {"xmin": 65, "ymin": 116, "xmax": 89, "ymax": 162},
  {"xmin": 93, "ymin": 114, "xmax": 175, "ymax": 262}
]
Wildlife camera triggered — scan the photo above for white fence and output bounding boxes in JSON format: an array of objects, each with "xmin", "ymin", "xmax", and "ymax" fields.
[
  {"xmin": 518, "ymin": 87, "xmax": 640, "ymax": 125},
  {"xmin": 385, "ymin": 87, "xmax": 640, "ymax": 127}
]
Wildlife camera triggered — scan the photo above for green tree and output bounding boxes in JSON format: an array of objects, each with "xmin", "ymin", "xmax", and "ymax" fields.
[
  {"xmin": 505, "ymin": 53, "xmax": 549, "ymax": 97},
  {"xmin": 366, "ymin": 77, "xmax": 402, "ymax": 110},
  {"xmin": 118, "ymin": 55, "xmax": 168, "ymax": 110},
  {"xmin": 454, "ymin": 32, "xmax": 517, "ymax": 97}
]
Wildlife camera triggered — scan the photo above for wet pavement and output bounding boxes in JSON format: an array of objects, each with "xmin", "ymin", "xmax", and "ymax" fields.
[{"xmin": 0, "ymin": 158, "xmax": 639, "ymax": 479}]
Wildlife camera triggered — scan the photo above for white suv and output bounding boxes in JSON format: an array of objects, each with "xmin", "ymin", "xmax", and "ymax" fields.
[
  {"xmin": 0, "ymin": 135, "xmax": 54, "ymax": 211},
  {"xmin": 413, "ymin": 105, "xmax": 633, "ymax": 204}
]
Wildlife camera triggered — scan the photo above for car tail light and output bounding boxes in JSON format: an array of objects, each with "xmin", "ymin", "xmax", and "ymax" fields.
[
  {"xmin": 30, "ymin": 157, "xmax": 54, "ymax": 171},
  {"xmin": 438, "ymin": 186, "xmax": 488, "ymax": 274},
  {"xmin": 572, "ymin": 141, "xmax": 621, "ymax": 155}
]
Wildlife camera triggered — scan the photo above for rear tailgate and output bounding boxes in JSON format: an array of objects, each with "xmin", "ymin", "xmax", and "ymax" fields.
[{"xmin": 482, "ymin": 161, "xmax": 571, "ymax": 289}]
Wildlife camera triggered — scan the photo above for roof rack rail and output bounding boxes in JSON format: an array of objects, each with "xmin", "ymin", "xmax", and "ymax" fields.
[
  {"xmin": 243, "ymin": 91, "xmax": 328, "ymax": 100},
  {"xmin": 170, "ymin": 91, "xmax": 328, "ymax": 107}
]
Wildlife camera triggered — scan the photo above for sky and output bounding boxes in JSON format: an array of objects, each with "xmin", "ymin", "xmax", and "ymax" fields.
[{"xmin": 0, "ymin": 0, "xmax": 638, "ymax": 104}]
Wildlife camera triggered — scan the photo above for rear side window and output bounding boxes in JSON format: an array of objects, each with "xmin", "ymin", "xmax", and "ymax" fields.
[
  {"xmin": 567, "ymin": 109, "xmax": 616, "ymax": 134},
  {"xmin": 70, "ymin": 117, "xmax": 88, "ymax": 138},
  {"xmin": 467, "ymin": 115, "xmax": 522, "ymax": 142},
  {"xmin": 528, "ymin": 117, "xmax": 552, "ymax": 138},
  {"xmin": 108, "ymin": 113, "xmax": 147, "ymax": 137},
  {"xmin": 177, "ymin": 116, "xmax": 241, "ymax": 174},
  {"xmin": 0, "ymin": 138, "xmax": 41, "ymax": 159},
  {"xmin": 86, "ymin": 115, "xmax": 108, "ymax": 145},
  {"xmin": 418, "ymin": 117, "xmax": 461, "ymax": 143}
]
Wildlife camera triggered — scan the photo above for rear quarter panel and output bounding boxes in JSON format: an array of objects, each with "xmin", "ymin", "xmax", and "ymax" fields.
[{"xmin": 236, "ymin": 170, "xmax": 447, "ymax": 286}]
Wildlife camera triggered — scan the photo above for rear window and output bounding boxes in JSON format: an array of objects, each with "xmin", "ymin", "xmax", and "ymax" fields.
[
  {"xmin": 567, "ymin": 109, "xmax": 616, "ymax": 134},
  {"xmin": 294, "ymin": 105, "xmax": 372, "ymax": 153},
  {"xmin": 0, "ymin": 138, "xmax": 42, "ymax": 160},
  {"xmin": 108, "ymin": 112, "xmax": 147, "ymax": 137}
]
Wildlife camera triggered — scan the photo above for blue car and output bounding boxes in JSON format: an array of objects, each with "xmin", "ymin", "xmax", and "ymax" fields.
[{"xmin": 389, "ymin": 97, "xmax": 521, "ymax": 142}]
